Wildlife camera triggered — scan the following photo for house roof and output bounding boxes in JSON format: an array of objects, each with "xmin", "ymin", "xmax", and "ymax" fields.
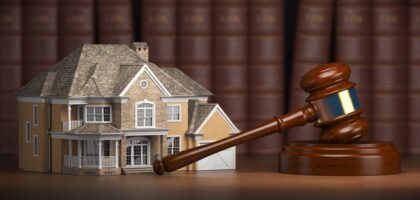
[
  {"xmin": 17, "ymin": 44, "xmax": 212, "ymax": 97},
  {"xmin": 187, "ymin": 100, "xmax": 240, "ymax": 135},
  {"xmin": 187, "ymin": 100, "xmax": 217, "ymax": 134},
  {"xmin": 68, "ymin": 124, "xmax": 121, "ymax": 135}
]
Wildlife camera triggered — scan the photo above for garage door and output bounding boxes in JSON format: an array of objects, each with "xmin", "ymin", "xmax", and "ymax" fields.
[{"xmin": 197, "ymin": 141, "xmax": 236, "ymax": 171}]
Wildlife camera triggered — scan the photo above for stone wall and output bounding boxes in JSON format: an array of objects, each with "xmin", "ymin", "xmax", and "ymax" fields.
[{"xmin": 120, "ymin": 71, "xmax": 167, "ymax": 129}]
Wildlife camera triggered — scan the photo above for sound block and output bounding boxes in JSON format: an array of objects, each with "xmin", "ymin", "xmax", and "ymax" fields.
[{"xmin": 279, "ymin": 141, "xmax": 401, "ymax": 176}]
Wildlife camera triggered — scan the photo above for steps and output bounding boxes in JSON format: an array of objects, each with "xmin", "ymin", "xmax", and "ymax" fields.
[{"xmin": 122, "ymin": 167, "xmax": 154, "ymax": 174}]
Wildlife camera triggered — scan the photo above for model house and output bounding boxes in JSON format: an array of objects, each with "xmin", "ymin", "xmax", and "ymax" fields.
[{"xmin": 16, "ymin": 42, "xmax": 239, "ymax": 175}]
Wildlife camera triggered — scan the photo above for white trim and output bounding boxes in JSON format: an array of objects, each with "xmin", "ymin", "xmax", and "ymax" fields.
[
  {"xmin": 140, "ymin": 80, "xmax": 148, "ymax": 89},
  {"xmin": 194, "ymin": 104, "xmax": 240, "ymax": 135},
  {"xmin": 84, "ymin": 105, "xmax": 113, "ymax": 123},
  {"xmin": 167, "ymin": 135, "xmax": 182, "ymax": 154},
  {"xmin": 135, "ymin": 100, "xmax": 156, "ymax": 128},
  {"xmin": 166, "ymin": 104, "xmax": 181, "ymax": 122},
  {"xmin": 125, "ymin": 137, "xmax": 151, "ymax": 167},
  {"xmin": 33, "ymin": 104, "xmax": 39, "ymax": 126},
  {"xmin": 33, "ymin": 135, "xmax": 39, "ymax": 157},
  {"xmin": 119, "ymin": 64, "xmax": 171, "ymax": 97},
  {"xmin": 161, "ymin": 96, "xmax": 208, "ymax": 103},
  {"xmin": 25, "ymin": 121, "xmax": 31, "ymax": 143}
]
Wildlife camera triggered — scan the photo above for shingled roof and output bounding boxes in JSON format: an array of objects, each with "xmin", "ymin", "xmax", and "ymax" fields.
[{"xmin": 17, "ymin": 44, "xmax": 212, "ymax": 97}]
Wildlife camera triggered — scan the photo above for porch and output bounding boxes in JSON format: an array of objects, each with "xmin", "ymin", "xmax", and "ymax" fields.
[{"xmin": 63, "ymin": 140, "xmax": 120, "ymax": 169}]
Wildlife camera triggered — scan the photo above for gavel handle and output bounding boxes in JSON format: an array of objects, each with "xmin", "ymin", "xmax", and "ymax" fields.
[{"xmin": 153, "ymin": 104, "xmax": 317, "ymax": 175}]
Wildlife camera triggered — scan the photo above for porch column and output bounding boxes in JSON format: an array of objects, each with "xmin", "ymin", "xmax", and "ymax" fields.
[
  {"xmin": 77, "ymin": 140, "xmax": 81, "ymax": 168},
  {"xmin": 67, "ymin": 104, "xmax": 72, "ymax": 130},
  {"xmin": 98, "ymin": 140, "xmax": 102, "ymax": 169},
  {"xmin": 68, "ymin": 140, "xmax": 72, "ymax": 167},
  {"xmin": 115, "ymin": 140, "xmax": 119, "ymax": 168}
]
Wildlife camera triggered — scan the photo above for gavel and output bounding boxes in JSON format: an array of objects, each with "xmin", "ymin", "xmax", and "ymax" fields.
[{"xmin": 153, "ymin": 63, "xmax": 369, "ymax": 175}]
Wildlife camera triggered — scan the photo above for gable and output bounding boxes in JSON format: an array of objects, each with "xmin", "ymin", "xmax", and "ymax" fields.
[
  {"xmin": 119, "ymin": 64, "xmax": 171, "ymax": 97},
  {"xmin": 199, "ymin": 110, "xmax": 238, "ymax": 140},
  {"xmin": 195, "ymin": 105, "xmax": 240, "ymax": 137}
]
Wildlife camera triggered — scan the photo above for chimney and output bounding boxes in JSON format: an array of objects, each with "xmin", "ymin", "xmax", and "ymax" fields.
[{"xmin": 130, "ymin": 42, "xmax": 149, "ymax": 62}]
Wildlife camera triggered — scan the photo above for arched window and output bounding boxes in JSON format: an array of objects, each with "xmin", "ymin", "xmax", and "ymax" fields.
[{"xmin": 136, "ymin": 101, "xmax": 154, "ymax": 128}]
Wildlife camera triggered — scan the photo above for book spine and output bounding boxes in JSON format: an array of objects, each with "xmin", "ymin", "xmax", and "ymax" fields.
[
  {"xmin": 287, "ymin": 0, "xmax": 333, "ymax": 142},
  {"xmin": 213, "ymin": 0, "xmax": 248, "ymax": 153},
  {"xmin": 408, "ymin": 0, "xmax": 420, "ymax": 154},
  {"xmin": 371, "ymin": 0, "xmax": 408, "ymax": 152},
  {"xmin": 97, "ymin": 0, "xmax": 133, "ymax": 44},
  {"xmin": 58, "ymin": 0, "xmax": 95, "ymax": 59},
  {"xmin": 247, "ymin": 0, "xmax": 284, "ymax": 154},
  {"xmin": 141, "ymin": 0, "xmax": 176, "ymax": 67},
  {"xmin": 0, "ymin": 0, "xmax": 21, "ymax": 154},
  {"xmin": 335, "ymin": 0, "xmax": 372, "ymax": 124},
  {"xmin": 22, "ymin": 0, "xmax": 58, "ymax": 83},
  {"xmin": 177, "ymin": 0, "xmax": 212, "ymax": 89}
]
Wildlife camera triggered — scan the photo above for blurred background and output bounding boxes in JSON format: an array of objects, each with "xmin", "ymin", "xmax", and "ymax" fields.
[{"xmin": 0, "ymin": 0, "xmax": 419, "ymax": 161}]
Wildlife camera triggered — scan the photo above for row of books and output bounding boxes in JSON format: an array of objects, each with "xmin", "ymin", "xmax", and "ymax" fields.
[{"xmin": 0, "ymin": 0, "xmax": 419, "ymax": 155}]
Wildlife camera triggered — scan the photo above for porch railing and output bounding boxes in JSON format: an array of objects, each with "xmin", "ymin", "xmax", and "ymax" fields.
[
  {"xmin": 62, "ymin": 120, "xmax": 83, "ymax": 132},
  {"xmin": 64, "ymin": 155, "xmax": 116, "ymax": 168}
]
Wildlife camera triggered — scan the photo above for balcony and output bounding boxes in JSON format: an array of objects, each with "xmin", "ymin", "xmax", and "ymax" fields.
[
  {"xmin": 62, "ymin": 120, "xmax": 84, "ymax": 132},
  {"xmin": 64, "ymin": 155, "xmax": 116, "ymax": 168}
]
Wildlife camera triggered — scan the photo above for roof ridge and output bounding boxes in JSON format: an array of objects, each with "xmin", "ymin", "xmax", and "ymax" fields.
[{"xmin": 66, "ymin": 46, "xmax": 84, "ymax": 97}]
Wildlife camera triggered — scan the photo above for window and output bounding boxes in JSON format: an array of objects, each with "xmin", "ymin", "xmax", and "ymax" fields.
[
  {"xmin": 136, "ymin": 102, "xmax": 154, "ymax": 128},
  {"xmin": 25, "ymin": 121, "xmax": 30, "ymax": 143},
  {"xmin": 167, "ymin": 136, "xmax": 180, "ymax": 155},
  {"xmin": 33, "ymin": 104, "xmax": 39, "ymax": 126},
  {"xmin": 85, "ymin": 106, "xmax": 112, "ymax": 123},
  {"xmin": 103, "ymin": 141, "xmax": 110, "ymax": 156},
  {"xmin": 140, "ymin": 80, "xmax": 148, "ymax": 89},
  {"xmin": 167, "ymin": 105, "xmax": 181, "ymax": 121},
  {"xmin": 78, "ymin": 106, "xmax": 84, "ymax": 121},
  {"xmin": 33, "ymin": 135, "xmax": 38, "ymax": 156}
]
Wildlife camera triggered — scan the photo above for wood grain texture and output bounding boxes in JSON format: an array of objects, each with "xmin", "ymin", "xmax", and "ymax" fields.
[{"xmin": 280, "ymin": 141, "xmax": 401, "ymax": 176}]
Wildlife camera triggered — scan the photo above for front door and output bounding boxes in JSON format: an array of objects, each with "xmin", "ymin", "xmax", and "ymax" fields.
[{"xmin": 126, "ymin": 137, "xmax": 150, "ymax": 166}]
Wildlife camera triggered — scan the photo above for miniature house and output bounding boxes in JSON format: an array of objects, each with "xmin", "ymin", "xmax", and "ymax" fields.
[{"xmin": 16, "ymin": 42, "xmax": 239, "ymax": 175}]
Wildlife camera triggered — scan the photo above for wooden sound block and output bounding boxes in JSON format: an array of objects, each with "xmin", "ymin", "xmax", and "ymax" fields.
[{"xmin": 279, "ymin": 141, "xmax": 401, "ymax": 176}]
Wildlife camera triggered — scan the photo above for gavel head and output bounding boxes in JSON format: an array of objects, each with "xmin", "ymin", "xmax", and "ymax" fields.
[{"xmin": 300, "ymin": 63, "xmax": 369, "ymax": 143}]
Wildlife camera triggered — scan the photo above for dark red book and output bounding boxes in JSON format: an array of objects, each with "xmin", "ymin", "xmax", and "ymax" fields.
[
  {"xmin": 97, "ymin": 0, "xmax": 133, "ymax": 44},
  {"xmin": 408, "ymin": 0, "xmax": 420, "ymax": 154},
  {"xmin": 177, "ymin": 0, "xmax": 212, "ymax": 89},
  {"xmin": 335, "ymin": 0, "xmax": 372, "ymax": 124},
  {"xmin": 22, "ymin": 0, "xmax": 58, "ymax": 83},
  {"xmin": 287, "ymin": 0, "xmax": 333, "ymax": 142},
  {"xmin": 141, "ymin": 0, "xmax": 176, "ymax": 67},
  {"xmin": 371, "ymin": 0, "xmax": 408, "ymax": 152},
  {"xmin": 247, "ymin": 0, "xmax": 284, "ymax": 154},
  {"xmin": 58, "ymin": 0, "xmax": 95, "ymax": 59},
  {"xmin": 0, "ymin": 0, "xmax": 21, "ymax": 154},
  {"xmin": 213, "ymin": 0, "xmax": 248, "ymax": 154}
]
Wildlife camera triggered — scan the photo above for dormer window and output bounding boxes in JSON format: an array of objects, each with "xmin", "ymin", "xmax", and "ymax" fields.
[
  {"xmin": 85, "ymin": 106, "xmax": 112, "ymax": 123},
  {"xmin": 136, "ymin": 101, "xmax": 155, "ymax": 128}
]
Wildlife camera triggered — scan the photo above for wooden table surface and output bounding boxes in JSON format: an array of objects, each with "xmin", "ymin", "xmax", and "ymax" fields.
[{"xmin": 1, "ymin": 154, "xmax": 419, "ymax": 200}]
